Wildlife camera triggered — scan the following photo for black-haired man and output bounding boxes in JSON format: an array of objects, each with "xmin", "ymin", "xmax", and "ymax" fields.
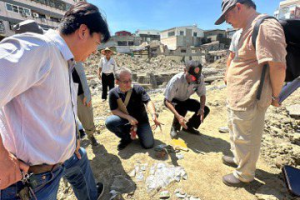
[{"xmin": 0, "ymin": 2, "xmax": 110, "ymax": 199}]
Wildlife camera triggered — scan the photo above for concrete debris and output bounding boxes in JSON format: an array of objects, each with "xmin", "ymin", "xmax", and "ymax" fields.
[
  {"xmin": 286, "ymin": 104, "xmax": 300, "ymax": 119},
  {"xmin": 159, "ymin": 190, "xmax": 170, "ymax": 199},
  {"xmin": 218, "ymin": 127, "xmax": 229, "ymax": 133},
  {"xmin": 145, "ymin": 163, "xmax": 187, "ymax": 192}
]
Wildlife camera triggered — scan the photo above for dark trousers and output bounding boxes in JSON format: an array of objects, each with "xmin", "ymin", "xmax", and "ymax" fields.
[
  {"xmin": 165, "ymin": 98, "xmax": 210, "ymax": 131},
  {"xmin": 101, "ymin": 73, "xmax": 115, "ymax": 100}
]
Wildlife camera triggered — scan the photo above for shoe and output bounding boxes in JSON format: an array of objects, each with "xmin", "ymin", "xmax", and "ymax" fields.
[
  {"xmin": 222, "ymin": 155, "xmax": 238, "ymax": 167},
  {"xmin": 170, "ymin": 126, "xmax": 179, "ymax": 139},
  {"xmin": 117, "ymin": 139, "xmax": 132, "ymax": 151},
  {"xmin": 102, "ymin": 99, "xmax": 106, "ymax": 102},
  {"xmin": 79, "ymin": 129, "xmax": 86, "ymax": 139},
  {"xmin": 97, "ymin": 182, "xmax": 105, "ymax": 198},
  {"xmin": 182, "ymin": 127, "xmax": 200, "ymax": 135},
  {"xmin": 89, "ymin": 136, "xmax": 99, "ymax": 147},
  {"xmin": 222, "ymin": 173, "xmax": 247, "ymax": 187}
]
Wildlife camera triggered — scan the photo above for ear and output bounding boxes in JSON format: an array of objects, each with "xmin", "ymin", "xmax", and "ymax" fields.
[
  {"xmin": 78, "ymin": 24, "xmax": 89, "ymax": 40},
  {"xmin": 236, "ymin": 3, "xmax": 242, "ymax": 11}
]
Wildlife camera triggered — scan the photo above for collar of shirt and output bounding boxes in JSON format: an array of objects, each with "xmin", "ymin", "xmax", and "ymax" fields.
[
  {"xmin": 44, "ymin": 29, "xmax": 74, "ymax": 62},
  {"xmin": 180, "ymin": 72, "xmax": 189, "ymax": 85}
]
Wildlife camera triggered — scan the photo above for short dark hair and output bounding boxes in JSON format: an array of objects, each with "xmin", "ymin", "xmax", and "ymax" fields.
[
  {"xmin": 59, "ymin": 2, "xmax": 110, "ymax": 42},
  {"xmin": 115, "ymin": 68, "xmax": 132, "ymax": 80},
  {"xmin": 240, "ymin": 0, "xmax": 256, "ymax": 10}
]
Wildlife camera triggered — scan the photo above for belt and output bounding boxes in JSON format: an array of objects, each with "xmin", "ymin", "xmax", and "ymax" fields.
[{"xmin": 28, "ymin": 163, "xmax": 62, "ymax": 174}]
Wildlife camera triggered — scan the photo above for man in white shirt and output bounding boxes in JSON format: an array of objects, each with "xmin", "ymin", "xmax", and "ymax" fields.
[
  {"xmin": 98, "ymin": 47, "xmax": 117, "ymax": 101},
  {"xmin": 0, "ymin": 2, "xmax": 110, "ymax": 199},
  {"xmin": 225, "ymin": 29, "xmax": 242, "ymax": 84}
]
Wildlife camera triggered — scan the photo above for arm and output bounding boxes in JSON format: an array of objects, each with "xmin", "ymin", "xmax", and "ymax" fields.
[
  {"xmin": 165, "ymin": 99, "xmax": 187, "ymax": 129},
  {"xmin": 75, "ymin": 62, "xmax": 92, "ymax": 106},
  {"xmin": 197, "ymin": 95, "xmax": 206, "ymax": 122},
  {"xmin": 111, "ymin": 109, "xmax": 138, "ymax": 125},
  {"xmin": 98, "ymin": 59, "xmax": 102, "ymax": 80},
  {"xmin": 269, "ymin": 61, "xmax": 286, "ymax": 107},
  {"xmin": 146, "ymin": 100, "xmax": 162, "ymax": 127},
  {"xmin": 225, "ymin": 52, "xmax": 235, "ymax": 84},
  {"xmin": 0, "ymin": 135, "xmax": 29, "ymax": 189}
]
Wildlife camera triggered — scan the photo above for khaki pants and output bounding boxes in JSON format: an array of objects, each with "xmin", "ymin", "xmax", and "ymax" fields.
[
  {"xmin": 77, "ymin": 94, "xmax": 96, "ymax": 138},
  {"xmin": 227, "ymin": 105, "xmax": 267, "ymax": 182}
]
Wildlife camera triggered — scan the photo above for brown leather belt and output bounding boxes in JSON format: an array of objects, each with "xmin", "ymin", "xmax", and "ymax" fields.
[{"xmin": 28, "ymin": 163, "xmax": 62, "ymax": 174}]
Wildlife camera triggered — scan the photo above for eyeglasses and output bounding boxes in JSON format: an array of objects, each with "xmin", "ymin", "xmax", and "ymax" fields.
[{"xmin": 118, "ymin": 79, "xmax": 132, "ymax": 84}]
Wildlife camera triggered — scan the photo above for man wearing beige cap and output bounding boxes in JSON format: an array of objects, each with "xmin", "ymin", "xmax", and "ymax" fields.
[{"xmin": 215, "ymin": 0, "xmax": 286, "ymax": 186}]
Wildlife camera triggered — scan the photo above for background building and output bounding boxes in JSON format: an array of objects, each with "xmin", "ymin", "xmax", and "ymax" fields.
[
  {"xmin": 160, "ymin": 25, "xmax": 204, "ymax": 50},
  {"xmin": 135, "ymin": 29, "xmax": 160, "ymax": 43},
  {"xmin": 274, "ymin": 0, "xmax": 300, "ymax": 19},
  {"xmin": 111, "ymin": 30, "xmax": 141, "ymax": 47},
  {"xmin": 0, "ymin": 0, "xmax": 83, "ymax": 40}
]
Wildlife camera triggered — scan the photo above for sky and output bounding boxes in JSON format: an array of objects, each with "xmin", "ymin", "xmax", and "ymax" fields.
[{"xmin": 89, "ymin": 0, "xmax": 283, "ymax": 34}]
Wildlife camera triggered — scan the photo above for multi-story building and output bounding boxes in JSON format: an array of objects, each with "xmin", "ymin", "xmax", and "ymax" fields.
[
  {"xmin": 160, "ymin": 25, "xmax": 204, "ymax": 50},
  {"xmin": 135, "ymin": 29, "xmax": 160, "ymax": 43},
  {"xmin": 111, "ymin": 30, "xmax": 141, "ymax": 46},
  {"xmin": 274, "ymin": 0, "xmax": 300, "ymax": 19},
  {"xmin": 0, "ymin": 0, "xmax": 83, "ymax": 40},
  {"xmin": 204, "ymin": 29, "xmax": 226, "ymax": 42}
]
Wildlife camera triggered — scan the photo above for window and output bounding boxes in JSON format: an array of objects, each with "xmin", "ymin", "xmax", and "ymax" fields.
[
  {"xmin": 6, "ymin": 4, "xmax": 13, "ymax": 11},
  {"xmin": 128, "ymin": 41, "xmax": 134, "ymax": 46},
  {"xmin": 6, "ymin": 3, "xmax": 31, "ymax": 16},
  {"xmin": 180, "ymin": 31, "xmax": 184, "ymax": 36},
  {"xmin": 181, "ymin": 49, "xmax": 187, "ymax": 53},
  {"xmin": 0, "ymin": 21, "xmax": 5, "ymax": 33},
  {"xmin": 12, "ymin": 5, "xmax": 18, "ymax": 13},
  {"xmin": 24, "ymin": 8, "xmax": 31, "ymax": 16},
  {"xmin": 118, "ymin": 41, "xmax": 127, "ymax": 46},
  {"xmin": 50, "ymin": 17, "xmax": 60, "ymax": 22},
  {"xmin": 168, "ymin": 31, "xmax": 175, "ymax": 37},
  {"xmin": 193, "ymin": 32, "xmax": 197, "ymax": 37}
]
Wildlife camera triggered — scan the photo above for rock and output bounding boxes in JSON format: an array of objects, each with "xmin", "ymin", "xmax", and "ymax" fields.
[
  {"xmin": 219, "ymin": 126, "xmax": 229, "ymax": 133},
  {"xmin": 286, "ymin": 104, "xmax": 300, "ymax": 119},
  {"xmin": 160, "ymin": 190, "xmax": 170, "ymax": 199}
]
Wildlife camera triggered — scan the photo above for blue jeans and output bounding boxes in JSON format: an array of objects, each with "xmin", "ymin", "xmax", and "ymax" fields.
[
  {"xmin": 0, "ymin": 148, "xmax": 97, "ymax": 200},
  {"xmin": 63, "ymin": 147, "xmax": 98, "ymax": 200},
  {"xmin": 105, "ymin": 115, "xmax": 154, "ymax": 149},
  {"xmin": 0, "ymin": 165, "xmax": 64, "ymax": 200}
]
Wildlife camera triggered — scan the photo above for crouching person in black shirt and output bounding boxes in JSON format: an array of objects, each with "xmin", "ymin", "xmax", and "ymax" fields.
[{"xmin": 105, "ymin": 68, "xmax": 162, "ymax": 150}]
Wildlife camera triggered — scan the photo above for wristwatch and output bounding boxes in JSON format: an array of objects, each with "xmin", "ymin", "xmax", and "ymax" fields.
[{"xmin": 272, "ymin": 96, "xmax": 279, "ymax": 101}]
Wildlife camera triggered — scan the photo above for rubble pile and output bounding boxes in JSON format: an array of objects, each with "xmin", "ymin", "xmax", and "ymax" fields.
[{"xmin": 261, "ymin": 104, "xmax": 300, "ymax": 168}]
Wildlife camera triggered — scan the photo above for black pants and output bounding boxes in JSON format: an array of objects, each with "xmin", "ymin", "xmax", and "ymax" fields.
[
  {"xmin": 101, "ymin": 73, "xmax": 115, "ymax": 100},
  {"xmin": 165, "ymin": 98, "xmax": 210, "ymax": 131}
]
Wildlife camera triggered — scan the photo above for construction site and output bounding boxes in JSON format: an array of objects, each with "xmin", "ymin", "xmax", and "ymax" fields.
[{"xmin": 56, "ymin": 52, "xmax": 300, "ymax": 200}]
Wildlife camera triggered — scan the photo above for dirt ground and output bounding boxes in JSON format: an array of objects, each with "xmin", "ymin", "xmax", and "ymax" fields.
[
  {"xmin": 57, "ymin": 77, "xmax": 299, "ymax": 200},
  {"xmin": 56, "ymin": 53, "xmax": 299, "ymax": 200}
]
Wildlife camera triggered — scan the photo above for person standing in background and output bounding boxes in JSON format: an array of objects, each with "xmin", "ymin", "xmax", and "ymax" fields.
[{"xmin": 98, "ymin": 47, "xmax": 117, "ymax": 101}]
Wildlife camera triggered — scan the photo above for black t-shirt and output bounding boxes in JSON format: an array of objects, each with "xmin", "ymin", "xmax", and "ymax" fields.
[{"xmin": 109, "ymin": 85, "xmax": 151, "ymax": 123}]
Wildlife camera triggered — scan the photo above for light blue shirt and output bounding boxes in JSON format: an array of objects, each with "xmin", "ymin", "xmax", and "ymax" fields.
[{"xmin": 0, "ymin": 29, "xmax": 76, "ymax": 165}]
